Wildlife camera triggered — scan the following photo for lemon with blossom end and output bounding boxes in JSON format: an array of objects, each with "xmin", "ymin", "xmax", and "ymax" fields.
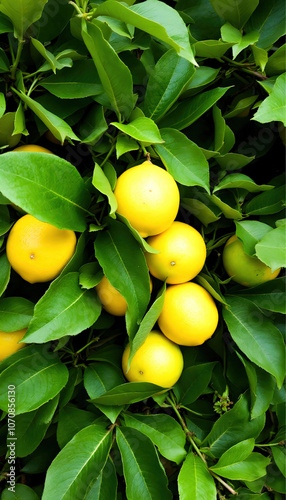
[
  {"xmin": 6, "ymin": 215, "xmax": 76, "ymax": 283},
  {"xmin": 223, "ymin": 235, "xmax": 281, "ymax": 287},
  {"xmin": 0, "ymin": 329, "xmax": 27, "ymax": 362},
  {"xmin": 158, "ymin": 282, "xmax": 219, "ymax": 346},
  {"xmin": 13, "ymin": 144, "xmax": 53, "ymax": 154},
  {"xmin": 114, "ymin": 160, "xmax": 180, "ymax": 237},
  {"xmin": 146, "ymin": 221, "xmax": 206, "ymax": 284},
  {"xmin": 122, "ymin": 330, "xmax": 184, "ymax": 388}
]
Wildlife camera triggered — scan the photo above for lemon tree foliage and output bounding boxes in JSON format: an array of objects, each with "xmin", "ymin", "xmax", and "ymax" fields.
[{"xmin": 0, "ymin": 0, "xmax": 285, "ymax": 498}]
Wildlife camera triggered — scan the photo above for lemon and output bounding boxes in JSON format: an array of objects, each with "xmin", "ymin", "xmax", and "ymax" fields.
[
  {"xmin": 158, "ymin": 282, "xmax": 219, "ymax": 346},
  {"xmin": 96, "ymin": 275, "xmax": 128, "ymax": 316},
  {"xmin": 223, "ymin": 235, "xmax": 281, "ymax": 287},
  {"xmin": 6, "ymin": 215, "xmax": 76, "ymax": 283},
  {"xmin": 13, "ymin": 144, "xmax": 53, "ymax": 154},
  {"xmin": 146, "ymin": 221, "xmax": 206, "ymax": 284},
  {"xmin": 122, "ymin": 330, "xmax": 183, "ymax": 387},
  {"xmin": 114, "ymin": 160, "xmax": 180, "ymax": 237},
  {"xmin": 0, "ymin": 329, "xmax": 27, "ymax": 362}
]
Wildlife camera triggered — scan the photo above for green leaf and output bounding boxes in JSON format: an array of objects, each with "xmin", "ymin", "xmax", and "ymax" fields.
[
  {"xmin": 84, "ymin": 362, "xmax": 125, "ymax": 399},
  {"xmin": 84, "ymin": 458, "xmax": 117, "ymax": 500},
  {"xmin": 193, "ymin": 40, "xmax": 234, "ymax": 59},
  {"xmin": 235, "ymin": 220, "xmax": 273, "ymax": 256},
  {"xmin": 1, "ymin": 484, "xmax": 39, "ymax": 500},
  {"xmin": 238, "ymin": 354, "xmax": 276, "ymax": 419},
  {"xmin": 144, "ymin": 49, "xmax": 195, "ymax": 122},
  {"xmin": 214, "ymin": 174, "xmax": 273, "ymax": 194},
  {"xmin": 79, "ymin": 104, "xmax": 108, "ymax": 145},
  {"xmin": 158, "ymin": 87, "xmax": 230, "ymax": 130},
  {"xmin": 203, "ymin": 393, "xmax": 265, "ymax": 457},
  {"xmin": 90, "ymin": 382, "xmax": 165, "ymax": 406},
  {"xmin": 0, "ymin": 12, "xmax": 13, "ymax": 35},
  {"xmin": 42, "ymin": 424, "xmax": 112, "ymax": 500},
  {"xmin": 0, "ymin": 347, "xmax": 68, "ymax": 414},
  {"xmin": 224, "ymin": 95, "xmax": 258, "ymax": 119},
  {"xmin": 245, "ymin": 0, "xmax": 286, "ymax": 49},
  {"xmin": 116, "ymin": 134, "xmax": 139, "ymax": 158},
  {"xmin": 183, "ymin": 67, "xmax": 220, "ymax": 95},
  {"xmin": 116, "ymin": 426, "xmax": 172, "ymax": 500},
  {"xmin": 223, "ymin": 296, "xmax": 285, "ymax": 387},
  {"xmin": 82, "ymin": 20, "xmax": 134, "ymax": 120},
  {"xmin": 196, "ymin": 273, "xmax": 228, "ymax": 305},
  {"xmin": 0, "ymin": 0, "xmax": 48, "ymax": 39},
  {"xmin": 265, "ymin": 44, "xmax": 286, "ymax": 76},
  {"xmin": 211, "ymin": 439, "xmax": 255, "ymax": 468},
  {"xmin": 232, "ymin": 31, "xmax": 260, "ymax": 59},
  {"xmin": 116, "ymin": 213, "xmax": 160, "ymax": 254},
  {"xmin": 0, "ymin": 297, "xmax": 34, "ymax": 331},
  {"xmin": 0, "ymin": 253, "xmax": 10, "ymax": 298},
  {"xmin": 111, "ymin": 117, "xmax": 163, "ymax": 144},
  {"xmin": 0, "ymin": 48, "xmax": 9, "ymax": 73},
  {"xmin": 0, "ymin": 205, "xmax": 11, "ymax": 236},
  {"xmin": 237, "ymin": 277, "xmax": 286, "ymax": 314},
  {"xmin": 251, "ymin": 45, "xmax": 268, "ymax": 72},
  {"xmin": 178, "ymin": 452, "xmax": 216, "ymax": 500},
  {"xmin": 123, "ymin": 412, "xmax": 186, "ymax": 465},
  {"xmin": 57, "ymin": 406, "xmax": 99, "ymax": 449},
  {"xmin": 210, "ymin": 452, "xmax": 270, "ymax": 481},
  {"xmin": 272, "ymin": 446, "xmax": 286, "ymax": 477},
  {"xmin": 209, "ymin": 0, "xmax": 259, "ymax": 29},
  {"xmin": 216, "ymin": 152, "xmax": 255, "ymax": 171},
  {"xmin": 253, "ymin": 73, "xmax": 286, "ymax": 126},
  {"xmin": 23, "ymin": 272, "xmax": 101, "ymax": 343},
  {"xmin": 154, "ymin": 128, "xmax": 209, "ymax": 192},
  {"xmin": 210, "ymin": 192, "xmax": 242, "ymax": 220},
  {"xmin": 174, "ymin": 363, "xmax": 217, "ymax": 405},
  {"xmin": 181, "ymin": 196, "xmax": 221, "ymax": 226},
  {"xmin": 95, "ymin": 0, "xmax": 197, "ymax": 65},
  {"xmin": 0, "ymin": 151, "xmax": 90, "ymax": 231},
  {"xmin": 245, "ymin": 185, "xmax": 285, "ymax": 216},
  {"xmin": 255, "ymin": 225, "xmax": 286, "ymax": 272},
  {"xmin": 92, "ymin": 162, "xmax": 117, "ymax": 217},
  {"xmin": 79, "ymin": 262, "xmax": 103, "ymax": 289},
  {"xmin": 41, "ymin": 60, "xmax": 103, "ymax": 98},
  {"xmin": 221, "ymin": 22, "xmax": 242, "ymax": 43},
  {"xmin": 129, "ymin": 283, "xmax": 166, "ymax": 365},
  {"xmin": 12, "ymin": 89, "xmax": 79, "ymax": 143},
  {"xmin": 0, "ymin": 112, "xmax": 21, "ymax": 148},
  {"xmin": 94, "ymin": 219, "xmax": 150, "ymax": 336},
  {"xmin": 15, "ymin": 396, "xmax": 59, "ymax": 457}
]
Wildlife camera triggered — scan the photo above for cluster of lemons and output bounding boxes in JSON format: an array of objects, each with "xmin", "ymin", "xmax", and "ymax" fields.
[{"xmin": 1, "ymin": 146, "xmax": 281, "ymax": 391}]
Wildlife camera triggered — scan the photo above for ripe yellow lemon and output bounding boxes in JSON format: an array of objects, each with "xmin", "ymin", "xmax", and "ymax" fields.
[
  {"xmin": 13, "ymin": 144, "xmax": 53, "ymax": 154},
  {"xmin": 96, "ymin": 275, "xmax": 128, "ymax": 316},
  {"xmin": 6, "ymin": 215, "xmax": 77, "ymax": 283},
  {"xmin": 146, "ymin": 221, "xmax": 206, "ymax": 284},
  {"xmin": 114, "ymin": 160, "xmax": 180, "ymax": 237},
  {"xmin": 223, "ymin": 235, "xmax": 281, "ymax": 287},
  {"xmin": 158, "ymin": 283, "xmax": 219, "ymax": 346},
  {"xmin": 0, "ymin": 329, "xmax": 27, "ymax": 362},
  {"xmin": 122, "ymin": 330, "xmax": 183, "ymax": 387}
]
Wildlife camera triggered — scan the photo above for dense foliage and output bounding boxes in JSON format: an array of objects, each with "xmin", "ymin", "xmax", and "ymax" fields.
[{"xmin": 0, "ymin": 0, "xmax": 285, "ymax": 498}]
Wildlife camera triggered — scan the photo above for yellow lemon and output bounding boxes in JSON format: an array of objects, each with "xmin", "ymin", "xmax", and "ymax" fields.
[
  {"xmin": 114, "ymin": 160, "xmax": 180, "ymax": 237},
  {"xmin": 0, "ymin": 329, "xmax": 27, "ymax": 362},
  {"xmin": 122, "ymin": 330, "xmax": 183, "ymax": 387},
  {"xmin": 158, "ymin": 283, "xmax": 219, "ymax": 346},
  {"xmin": 146, "ymin": 221, "xmax": 206, "ymax": 284},
  {"xmin": 13, "ymin": 144, "xmax": 53, "ymax": 154},
  {"xmin": 6, "ymin": 215, "xmax": 76, "ymax": 283},
  {"xmin": 223, "ymin": 235, "xmax": 281, "ymax": 287},
  {"xmin": 96, "ymin": 275, "xmax": 128, "ymax": 316}
]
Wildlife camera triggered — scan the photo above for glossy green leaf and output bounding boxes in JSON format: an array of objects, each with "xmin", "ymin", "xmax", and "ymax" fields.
[
  {"xmin": 237, "ymin": 277, "xmax": 286, "ymax": 314},
  {"xmin": 178, "ymin": 453, "xmax": 216, "ymax": 500},
  {"xmin": 92, "ymin": 162, "xmax": 117, "ymax": 216},
  {"xmin": 15, "ymin": 396, "xmax": 59, "ymax": 457},
  {"xmin": 223, "ymin": 296, "xmax": 285, "ymax": 387},
  {"xmin": 203, "ymin": 393, "xmax": 265, "ymax": 457},
  {"xmin": 13, "ymin": 89, "xmax": 79, "ymax": 143},
  {"xmin": 245, "ymin": 185, "xmax": 285, "ymax": 216},
  {"xmin": 144, "ymin": 49, "xmax": 195, "ymax": 122},
  {"xmin": 0, "ymin": 112, "xmax": 21, "ymax": 148},
  {"xmin": 95, "ymin": 0, "xmax": 197, "ymax": 65},
  {"xmin": 232, "ymin": 31, "xmax": 260, "ymax": 59},
  {"xmin": 253, "ymin": 73, "xmax": 286, "ymax": 126},
  {"xmin": 23, "ymin": 272, "xmax": 101, "ymax": 343},
  {"xmin": 155, "ymin": 128, "xmax": 210, "ymax": 192},
  {"xmin": 111, "ymin": 117, "xmax": 163, "ymax": 144},
  {"xmin": 57, "ymin": 406, "xmax": 99, "ymax": 449},
  {"xmin": 0, "ymin": 205, "xmax": 11, "ymax": 236},
  {"xmin": 181, "ymin": 196, "xmax": 221, "ymax": 226},
  {"xmin": 94, "ymin": 219, "xmax": 150, "ymax": 336},
  {"xmin": 272, "ymin": 446, "xmax": 286, "ymax": 477},
  {"xmin": 79, "ymin": 262, "xmax": 103, "ymax": 290},
  {"xmin": 194, "ymin": 40, "xmax": 234, "ymax": 58},
  {"xmin": 255, "ymin": 225, "xmax": 286, "ymax": 272},
  {"xmin": 0, "ymin": 348, "xmax": 68, "ymax": 414},
  {"xmin": 116, "ymin": 134, "xmax": 139, "ymax": 158},
  {"xmin": 116, "ymin": 426, "xmax": 172, "ymax": 500},
  {"xmin": 224, "ymin": 95, "xmax": 258, "ymax": 119},
  {"xmin": 0, "ymin": 253, "xmax": 11, "ymax": 298},
  {"xmin": 211, "ymin": 439, "xmax": 255, "ymax": 468},
  {"xmin": 85, "ymin": 458, "xmax": 117, "ymax": 500},
  {"xmin": 123, "ymin": 412, "xmax": 186, "ymax": 464},
  {"xmin": 0, "ymin": 152, "xmax": 90, "ymax": 231},
  {"xmin": 216, "ymin": 152, "xmax": 255, "ymax": 171},
  {"xmin": 175, "ymin": 363, "xmax": 217, "ymax": 405},
  {"xmin": 90, "ymin": 382, "xmax": 165, "ymax": 406},
  {"xmin": 245, "ymin": 0, "xmax": 286, "ymax": 49},
  {"xmin": 42, "ymin": 424, "xmax": 112, "ymax": 500},
  {"xmin": 84, "ymin": 362, "xmax": 125, "ymax": 399},
  {"xmin": 1, "ymin": 484, "xmax": 39, "ymax": 500},
  {"xmin": 0, "ymin": 297, "xmax": 34, "ymax": 332},
  {"xmin": 251, "ymin": 45, "xmax": 268, "ymax": 72},
  {"xmin": 129, "ymin": 283, "xmax": 166, "ymax": 366},
  {"xmin": 235, "ymin": 220, "xmax": 272, "ymax": 256},
  {"xmin": 158, "ymin": 87, "xmax": 230, "ymax": 130},
  {"xmin": 265, "ymin": 44, "xmax": 286, "ymax": 76},
  {"xmin": 0, "ymin": 0, "xmax": 48, "ymax": 39},
  {"xmin": 210, "ymin": 452, "xmax": 270, "ymax": 481},
  {"xmin": 0, "ymin": 48, "xmax": 9, "ymax": 73},
  {"xmin": 209, "ymin": 0, "xmax": 259, "ymax": 29},
  {"xmin": 214, "ymin": 174, "xmax": 273, "ymax": 193},
  {"xmin": 210, "ymin": 193, "xmax": 242, "ymax": 220},
  {"xmin": 183, "ymin": 67, "xmax": 220, "ymax": 96},
  {"xmin": 0, "ymin": 12, "xmax": 13, "ymax": 34},
  {"xmin": 82, "ymin": 20, "xmax": 134, "ymax": 120}
]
